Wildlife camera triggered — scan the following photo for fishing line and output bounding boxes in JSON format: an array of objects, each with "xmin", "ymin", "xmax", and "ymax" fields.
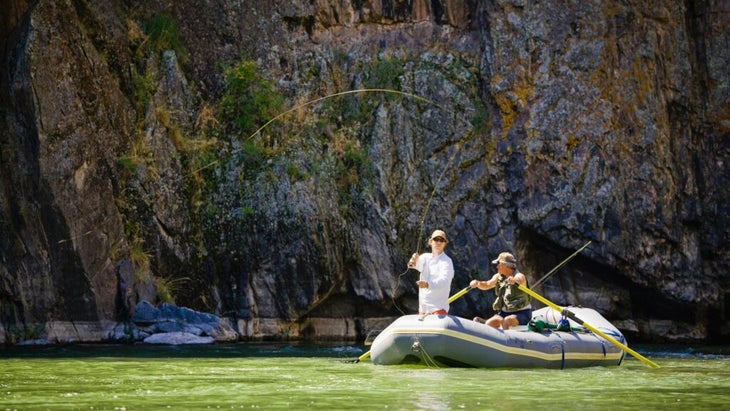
[
  {"xmin": 245, "ymin": 88, "xmax": 450, "ymax": 141},
  {"xmin": 57, "ymin": 230, "xmax": 94, "ymax": 244},
  {"xmin": 193, "ymin": 89, "xmax": 444, "ymax": 173},
  {"xmin": 391, "ymin": 141, "xmax": 463, "ymax": 316},
  {"xmin": 245, "ymin": 87, "xmax": 472, "ymax": 317},
  {"xmin": 413, "ymin": 142, "xmax": 463, "ymax": 256}
]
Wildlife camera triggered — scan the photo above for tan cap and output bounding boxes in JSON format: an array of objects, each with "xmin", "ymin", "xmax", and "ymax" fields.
[
  {"xmin": 429, "ymin": 229, "xmax": 448, "ymax": 243},
  {"xmin": 492, "ymin": 252, "xmax": 517, "ymax": 267}
]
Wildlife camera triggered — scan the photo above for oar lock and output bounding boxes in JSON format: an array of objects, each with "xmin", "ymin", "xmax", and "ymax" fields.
[{"xmin": 411, "ymin": 341, "xmax": 421, "ymax": 353}]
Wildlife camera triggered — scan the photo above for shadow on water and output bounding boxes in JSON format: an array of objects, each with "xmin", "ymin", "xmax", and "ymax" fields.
[
  {"xmin": 0, "ymin": 341, "xmax": 366, "ymax": 359},
  {"xmin": 1, "ymin": 341, "xmax": 728, "ymax": 362},
  {"xmin": 2, "ymin": 342, "xmax": 729, "ymax": 410}
]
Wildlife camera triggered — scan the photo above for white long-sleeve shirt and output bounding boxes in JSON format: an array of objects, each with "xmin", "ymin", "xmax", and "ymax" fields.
[{"xmin": 414, "ymin": 252, "xmax": 454, "ymax": 314}]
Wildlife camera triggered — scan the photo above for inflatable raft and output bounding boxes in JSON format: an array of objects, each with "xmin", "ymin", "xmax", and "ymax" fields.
[{"xmin": 369, "ymin": 306, "xmax": 627, "ymax": 368}]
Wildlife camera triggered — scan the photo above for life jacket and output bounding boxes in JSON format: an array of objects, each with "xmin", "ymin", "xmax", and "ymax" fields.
[{"xmin": 492, "ymin": 274, "xmax": 531, "ymax": 312}]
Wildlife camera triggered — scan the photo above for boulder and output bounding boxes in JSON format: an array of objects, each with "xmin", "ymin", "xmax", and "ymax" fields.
[
  {"xmin": 131, "ymin": 301, "xmax": 239, "ymax": 342},
  {"xmin": 143, "ymin": 332, "xmax": 215, "ymax": 345}
]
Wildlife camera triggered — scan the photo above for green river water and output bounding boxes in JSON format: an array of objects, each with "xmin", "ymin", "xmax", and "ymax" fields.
[{"xmin": 1, "ymin": 343, "xmax": 728, "ymax": 410}]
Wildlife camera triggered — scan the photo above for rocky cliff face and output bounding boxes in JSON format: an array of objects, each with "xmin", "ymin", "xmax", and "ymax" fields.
[{"xmin": 1, "ymin": 0, "xmax": 728, "ymax": 345}]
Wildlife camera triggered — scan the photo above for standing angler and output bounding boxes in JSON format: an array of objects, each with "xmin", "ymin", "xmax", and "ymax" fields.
[{"xmin": 407, "ymin": 230, "xmax": 455, "ymax": 317}]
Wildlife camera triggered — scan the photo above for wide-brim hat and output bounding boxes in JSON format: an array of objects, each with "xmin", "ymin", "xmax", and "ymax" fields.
[
  {"xmin": 492, "ymin": 252, "xmax": 517, "ymax": 267},
  {"xmin": 429, "ymin": 229, "xmax": 448, "ymax": 243}
]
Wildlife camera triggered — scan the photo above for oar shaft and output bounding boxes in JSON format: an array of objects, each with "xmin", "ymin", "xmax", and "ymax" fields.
[
  {"xmin": 448, "ymin": 286, "xmax": 472, "ymax": 303},
  {"xmin": 357, "ymin": 351, "xmax": 371, "ymax": 362},
  {"xmin": 518, "ymin": 284, "xmax": 659, "ymax": 368}
]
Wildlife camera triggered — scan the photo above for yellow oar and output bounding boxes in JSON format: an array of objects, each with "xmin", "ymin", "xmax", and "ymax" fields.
[
  {"xmin": 446, "ymin": 286, "xmax": 473, "ymax": 303},
  {"xmin": 355, "ymin": 349, "xmax": 371, "ymax": 363},
  {"xmin": 517, "ymin": 284, "xmax": 660, "ymax": 368},
  {"xmin": 355, "ymin": 286, "xmax": 474, "ymax": 363}
]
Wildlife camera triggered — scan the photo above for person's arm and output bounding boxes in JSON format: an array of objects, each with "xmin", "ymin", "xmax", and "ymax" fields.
[
  {"xmin": 510, "ymin": 272, "xmax": 528, "ymax": 286},
  {"xmin": 414, "ymin": 254, "xmax": 429, "ymax": 288},
  {"xmin": 427, "ymin": 260, "xmax": 454, "ymax": 289},
  {"xmin": 407, "ymin": 253, "xmax": 420, "ymax": 271},
  {"xmin": 470, "ymin": 273, "xmax": 501, "ymax": 290}
]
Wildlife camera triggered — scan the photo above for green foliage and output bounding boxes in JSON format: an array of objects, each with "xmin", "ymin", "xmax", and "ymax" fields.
[
  {"xmin": 221, "ymin": 59, "xmax": 284, "ymax": 136},
  {"xmin": 332, "ymin": 48, "xmax": 349, "ymax": 67},
  {"xmin": 328, "ymin": 94, "xmax": 369, "ymax": 125},
  {"xmin": 127, "ymin": 15, "xmax": 186, "ymax": 115},
  {"xmin": 117, "ymin": 155, "xmax": 138, "ymax": 173},
  {"xmin": 7, "ymin": 323, "xmax": 44, "ymax": 343},
  {"xmin": 242, "ymin": 139, "xmax": 272, "ymax": 160},
  {"xmin": 131, "ymin": 67, "xmax": 157, "ymax": 113},
  {"xmin": 317, "ymin": 57, "xmax": 406, "ymax": 126},
  {"xmin": 286, "ymin": 163, "xmax": 309, "ymax": 182},
  {"xmin": 365, "ymin": 58, "xmax": 404, "ymax": 90},
  {"xmin": 333, "ymin": 139, "xmax": 374, "ymax": 209},
  {"xmin": 342, "ymin": 142, "xmax": 369, "ymax": 170},
  {"xmin": 237, "ymin": 139, "xmax": 277, "ymax": 175},
  {"xmin": 117, "ymin": 138, "xmax": 153, "ymax": 179},
  {"xmin": 187, "ymin": 140, "xmax": 221, "ymax": 207},
  {"xmin": 471, "ymin": 101, "xmax": 491, "ymax": 132},
  {"xmin": 145, "ymin": 14, "xmax": 185, "ymax": 57},
  {"xmin": 155, "ymin": 277, "xmax": 189, "ymax": 304},
  {"xmin": 129, "ymin": 235, "xmax": 151, "ymax": 271}
]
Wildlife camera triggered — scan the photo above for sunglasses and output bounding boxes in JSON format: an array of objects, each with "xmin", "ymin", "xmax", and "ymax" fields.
[{"xmin": 432, "ymin": 237, "xmax": 446, "ymax": 243}]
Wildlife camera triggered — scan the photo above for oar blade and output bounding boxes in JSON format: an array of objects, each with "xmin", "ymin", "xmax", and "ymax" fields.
[{"xmin": 363, "ymin": 329, "xmax": 382, "ymax": 346}]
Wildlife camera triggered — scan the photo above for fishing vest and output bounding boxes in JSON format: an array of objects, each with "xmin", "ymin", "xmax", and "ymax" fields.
[{"xmin": 492, "ymin": 274, "xmax": 531, "ymax": 312}]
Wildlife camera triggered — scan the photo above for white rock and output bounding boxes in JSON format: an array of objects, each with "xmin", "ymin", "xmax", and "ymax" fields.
[{"xmin": 143, "ymin": 332, "xmax": 215, "ymax": 345}]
